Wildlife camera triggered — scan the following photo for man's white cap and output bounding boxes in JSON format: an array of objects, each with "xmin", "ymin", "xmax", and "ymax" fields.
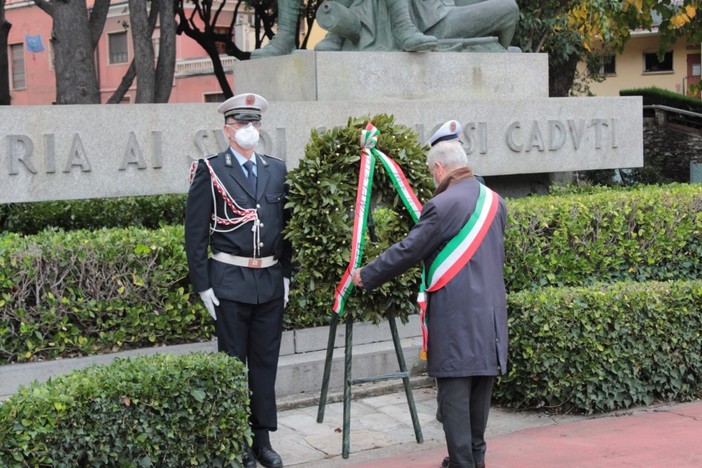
[
  {"xmin": 217, "ymin": 93, "xmax": 269, "ymax": 121},
  {"xmin": 426, "ymin": 120, "xmax": 462, "ymax": 147}
]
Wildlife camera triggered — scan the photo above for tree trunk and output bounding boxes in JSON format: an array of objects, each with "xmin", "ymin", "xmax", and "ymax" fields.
[
  {"xmin": 0, "ymin": 0, "xmax": 11, "ymax": 106},
  {"xmin": 154, "ymin": 0, "xmax": 176, "ymax": 103},
  {"xmin": 205, "ymin": 43, "xmax": 233, "ymax": 98},
  {"xmin": 129, "ymin": 0, "xmax": 156, "ymax": 103},
  {"xmin": 548, "ymin": 52, "xmax": 580, "ymax": 98},
  {"xmin": 107, "ymin": 61, "xmax": 136, "ymax": 104},
  {"xmin": 45, "ymin": 0, "xmax": 102, "ymax": 104}
]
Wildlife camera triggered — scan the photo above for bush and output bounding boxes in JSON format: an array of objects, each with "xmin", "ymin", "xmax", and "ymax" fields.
[
  {"xmin": 504, "ymin": 183, "xmax": 702, "ymax": 292},
  {"xmin": 495, "ymin": 280, "xmax": 702, "ymax": 414},
  {"xmin": 620, "ymin": 86, "xmax": 702, "ymax": 116},
  {"xmin": 0, "ymin": 226, "xmax": 213, "ymax": 364},
  {"xmin": 0, "ymin": 194, "xmax": 187, "ymax": 235},
  {"xmin": 0, "ymin": 352, "xmax": 252, "ymax": 467},
  {"xmin": 2, "ymin": 184, "xmax": 701, "ymax": 363}
]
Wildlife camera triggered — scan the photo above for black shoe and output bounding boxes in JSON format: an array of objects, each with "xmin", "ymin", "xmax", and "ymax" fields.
[
  {"xmin": 254, "ymin": 446, "xmax": 283, "ymax": 468},
  {"xmin": 441, "ymin": 456, "xmax": 450, "ymax": 468},
  {"xmin": 243, "ymin": 446, "xmax": 257, "ymax": 468}
]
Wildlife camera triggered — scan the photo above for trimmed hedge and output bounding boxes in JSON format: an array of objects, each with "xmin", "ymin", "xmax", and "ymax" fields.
[
  {"xmin": 621, "ymin": 86, "xmax": 702, "ymax": 115},
  {"xmin": 0, "ymin": 194, "xmax": 187, "ymax": 235},
  {"xmin": 1, "ymin": 184, "xmax": 701, "ymax": 363},
  {"xmin": 496, "ymin": 280, "xmax": 702, "ymax": 414},
  {"xmin": 0, "ymin": 226, "xmax": 212, "ymax": 363},
  {"xmin": 0, "ymin": 352, "xmax": 252, "ymax": 467},
  {"xmin": 504, "ymin": 183, "xmax": 702, "ymax": 292}
]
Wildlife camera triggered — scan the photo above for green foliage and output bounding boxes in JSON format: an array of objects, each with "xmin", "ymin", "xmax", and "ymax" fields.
[
  {"xmin": 284, "ymin": 114, "xmax": 434, "ymax": 327},
  {"xmin": 0, "ymin": 225, "xmax": 213, "ymax": 364},
  {"xmin": 620, "ymin": 86, "xmax": 702, "ymax": 115},
  {"xmin": 504, "ymin": 184, "xmax": 702, "ymax": 292},
  {"xmin": 2, "ymin": 184, "xmax": 701, "ymax": 363},
  {"xmin": 496, "ymin": 280, "xmax": 702, "ymax": 414},
  {"xmin": 515, "ymin": 1, "xmax": 702, "ymax": 96},
  {"xmin": 0, "ymin": 352, "xmax": 252, "ymax": 467},
  {"xmin": 0, "ymin": 194, "xmax": 187, "ymax": 234}
]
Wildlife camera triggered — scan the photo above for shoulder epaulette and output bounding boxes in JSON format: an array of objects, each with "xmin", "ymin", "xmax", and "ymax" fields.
[
  {"xmin": 205, "ymin": 153, "xmax": 219, "ymax": 160},
  {"xmin": 260, "ymin": 153, "xmax": 283, "ymax": 162}
]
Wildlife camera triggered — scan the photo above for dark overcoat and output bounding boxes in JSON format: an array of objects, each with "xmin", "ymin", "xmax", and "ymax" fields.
[
  {"xmin": 184, "ymin": 148, "xmax": 291, "ymax": 304},
  {"xmin": 361, "ymin": 178, "xmax": 508, "ymax": 377}
]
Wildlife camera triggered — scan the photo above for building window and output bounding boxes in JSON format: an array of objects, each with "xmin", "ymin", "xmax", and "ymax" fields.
[
  {"xmin": 109, "ymin": 31, "xmax": 129, "ymax": 64},
  {"xmin": 600, "ymin": 54, "xmax": 616, "ymax": 76},
  {"xmin": 10, "ymin": 43, "xmax": 26, "ymax": 90},
  {"xmin": 643, "ymin": 51, "xmax": 673, "ymax": 73},
  {"xmin": 204, "ymin": 93, "xmax": 226, "ymax": 103}
]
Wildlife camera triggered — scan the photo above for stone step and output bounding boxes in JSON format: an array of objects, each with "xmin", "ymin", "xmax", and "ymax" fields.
[{"xmin": 0, "ymin": 316, "xmax": 427, "ymax": 401}]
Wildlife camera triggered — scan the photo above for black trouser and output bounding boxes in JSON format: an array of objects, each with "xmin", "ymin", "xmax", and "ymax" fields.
[
  {"xmin": 436, "ymin": 376, "xmax": 495, "ymax": 468},
  {"xmin": 216, "ymin": 297, "xmax": 284, "ymax": 445}
]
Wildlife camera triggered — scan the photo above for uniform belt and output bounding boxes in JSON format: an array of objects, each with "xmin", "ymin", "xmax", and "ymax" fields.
[{"xmin": 212, "ymin": 252, "xmax": 278, "ymax": 269}]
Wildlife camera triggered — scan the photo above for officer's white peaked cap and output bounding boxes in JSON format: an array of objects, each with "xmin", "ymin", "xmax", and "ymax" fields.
[
  {"xmin": 426, "ymin": 120, "xmax": 462, "ymax": 147},
  {"xmin": 218, "ymin": 93, "xmax": 269, "ymax": 121}
]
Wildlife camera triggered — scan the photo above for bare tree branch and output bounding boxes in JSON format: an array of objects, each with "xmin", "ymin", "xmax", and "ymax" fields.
[
  {"xmin": 32, "ymin": 0, "xmax": 53, "ymax": 16},
  {"xmin": 89, "ymin": 0, "xmax": 111, "ymax": 49}
]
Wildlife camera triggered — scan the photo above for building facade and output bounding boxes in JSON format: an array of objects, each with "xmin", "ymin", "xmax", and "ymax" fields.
[
  {"xmin": 582, "ymin": 27, "xmax": 701, "ymax": 98},
  {"xmin": 5, "ymin": 0, "xmax": 265, "ymax": 105}
]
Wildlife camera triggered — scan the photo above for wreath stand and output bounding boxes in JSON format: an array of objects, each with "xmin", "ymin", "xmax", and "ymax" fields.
[{"xmin": 316, "ymin": 312, "xmax": 424, "ymax": 459}]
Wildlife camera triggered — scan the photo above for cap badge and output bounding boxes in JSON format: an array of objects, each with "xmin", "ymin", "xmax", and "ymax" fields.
[
  {"xmin": 246, "ymin": 95, "xmax": 255, "ymax": 106},
  {"xmin": 449, "ymin": 121, "xmax": 457, "ymax": 133}
]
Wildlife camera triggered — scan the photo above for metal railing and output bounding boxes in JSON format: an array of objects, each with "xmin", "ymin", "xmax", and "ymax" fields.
[
  {"xmin": 643, "ymin": 104, "xmax": 702, "ymax": 130},
  {"xmin": 175, "ymin": 56, "xmax": 238, "ymax": 77}
]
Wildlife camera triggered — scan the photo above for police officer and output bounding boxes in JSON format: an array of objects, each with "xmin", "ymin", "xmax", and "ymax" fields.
[{"xmin": 185, "ymin": 93, "xmax": 290, "ymax": 468}]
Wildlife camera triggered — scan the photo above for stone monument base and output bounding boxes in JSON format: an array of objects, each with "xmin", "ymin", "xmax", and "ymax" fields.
[{"xmin": 233, "ymin": 50, "xmax": 549, "ymax": 102}]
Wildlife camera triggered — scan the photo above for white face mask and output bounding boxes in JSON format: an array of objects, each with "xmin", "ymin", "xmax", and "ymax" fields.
[{"xmin": 234, "ymin": 124, "xmax": 259, "ymax": 150}]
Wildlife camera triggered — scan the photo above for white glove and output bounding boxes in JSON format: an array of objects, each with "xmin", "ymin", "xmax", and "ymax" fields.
[
  {"xmin": 283, "ymin": 277, "xmax": 290, "ymax": 308},
  {"xmin": 199, "ymin": 288, "xmax": 219, "ymax": 321}
]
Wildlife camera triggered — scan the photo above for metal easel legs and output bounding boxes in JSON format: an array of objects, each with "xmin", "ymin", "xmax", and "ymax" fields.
[{"xmin": 316, "ymin": 313, "xmax": 423, "ymax": 458}]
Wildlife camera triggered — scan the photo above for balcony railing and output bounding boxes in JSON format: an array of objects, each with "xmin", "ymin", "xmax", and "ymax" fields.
[{"xmin": 175, "ymin": 56, "xmax": 238, "ymax": 77}]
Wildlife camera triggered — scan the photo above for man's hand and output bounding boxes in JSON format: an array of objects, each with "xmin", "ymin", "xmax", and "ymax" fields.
[
  {"xmin": 352, "ymin": 268, "xmax": 364, "ymax": 288},
  {"xmin": 283, "ymin": 277, "xmax": 290, "ymax": 308},
  {"xmin": 199, "ymin": 288, "xmax": 219, "ymax": 321}
]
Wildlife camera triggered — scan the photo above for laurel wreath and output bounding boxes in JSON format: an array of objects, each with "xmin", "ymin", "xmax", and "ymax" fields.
[{"xmin": 284, "ymin": 114, "xmax": 434, "ymax": 327}]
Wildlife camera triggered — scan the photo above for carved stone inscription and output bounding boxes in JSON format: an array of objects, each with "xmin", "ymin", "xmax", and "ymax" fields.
[{"xmin": 0, "ymin": 98, "xmax": 643, "ymax": 203}]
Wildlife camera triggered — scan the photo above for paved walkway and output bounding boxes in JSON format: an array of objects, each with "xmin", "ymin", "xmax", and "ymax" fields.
[{"xmin": 271, "ymin": 380, "xmax": 702, "ymax": 467}]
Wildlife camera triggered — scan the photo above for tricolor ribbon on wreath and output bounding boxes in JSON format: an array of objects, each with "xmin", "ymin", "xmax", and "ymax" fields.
[{"xmin": 332, "ymin": 123, "xmax": 500, "ymax": 360}]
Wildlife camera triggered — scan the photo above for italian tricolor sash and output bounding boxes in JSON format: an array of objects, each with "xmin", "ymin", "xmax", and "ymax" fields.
[
  {"xmin": 415, "ymin": 183, "xmax": 499, "ymax": 360},
  {"xmin": 425, "ymin": 183, "xmax": 499, "ymax": 292}
]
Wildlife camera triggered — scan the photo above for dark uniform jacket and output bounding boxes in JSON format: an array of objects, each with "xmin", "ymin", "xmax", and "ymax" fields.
[
  {"xmin": 360, "ymin": 178, "xmax": 508, "ymax": 378},
  {"xmin": 184, "ymin": 148, "xmax": 291, "ymax": 304}
]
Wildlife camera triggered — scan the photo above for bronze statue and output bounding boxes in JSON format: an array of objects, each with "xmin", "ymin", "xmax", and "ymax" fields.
[{"xmin": 251, "ymin": 0, "xmax": 519, "ymax": 57}]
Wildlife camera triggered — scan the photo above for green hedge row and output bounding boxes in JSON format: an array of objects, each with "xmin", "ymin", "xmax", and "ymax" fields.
[
  {"xmin": 1, "ymin": 184, "xmax": 700, "ymax": 363},
  {"xmin": 496, "ymin": 280, "xmax": 702, "ymax": 414},
  {"xmin": 0, "ymin": 352, "xmax": 252, "ymax": 467},
  {"xmin": 0, "ymin": 194, "xmax": 187, "ymax": 235},
  {"xmin": 504, "ymin": 183, "xmax": 702, "ymax": 292},
  {"xmin": 620, "ymin": 86, "xmax": 702, "ymax": 114},
  {"xmin": 0, "ymin": 226, "xmax": 212, "ymax": 363}
]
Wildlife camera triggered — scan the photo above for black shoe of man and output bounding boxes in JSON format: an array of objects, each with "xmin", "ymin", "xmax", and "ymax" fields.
[
  {"xmin": 243, "ymin": 446, "xmax": 257, "ymax": 468},
  {"xmin": 254, "ymin": 445, "xmax": 283, "ymax": 468}
]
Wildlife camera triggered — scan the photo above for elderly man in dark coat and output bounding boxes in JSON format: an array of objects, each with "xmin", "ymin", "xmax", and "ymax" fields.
[{"xmin": 352, "ymin": 120, "xmax": 508, "ymax": 468}]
